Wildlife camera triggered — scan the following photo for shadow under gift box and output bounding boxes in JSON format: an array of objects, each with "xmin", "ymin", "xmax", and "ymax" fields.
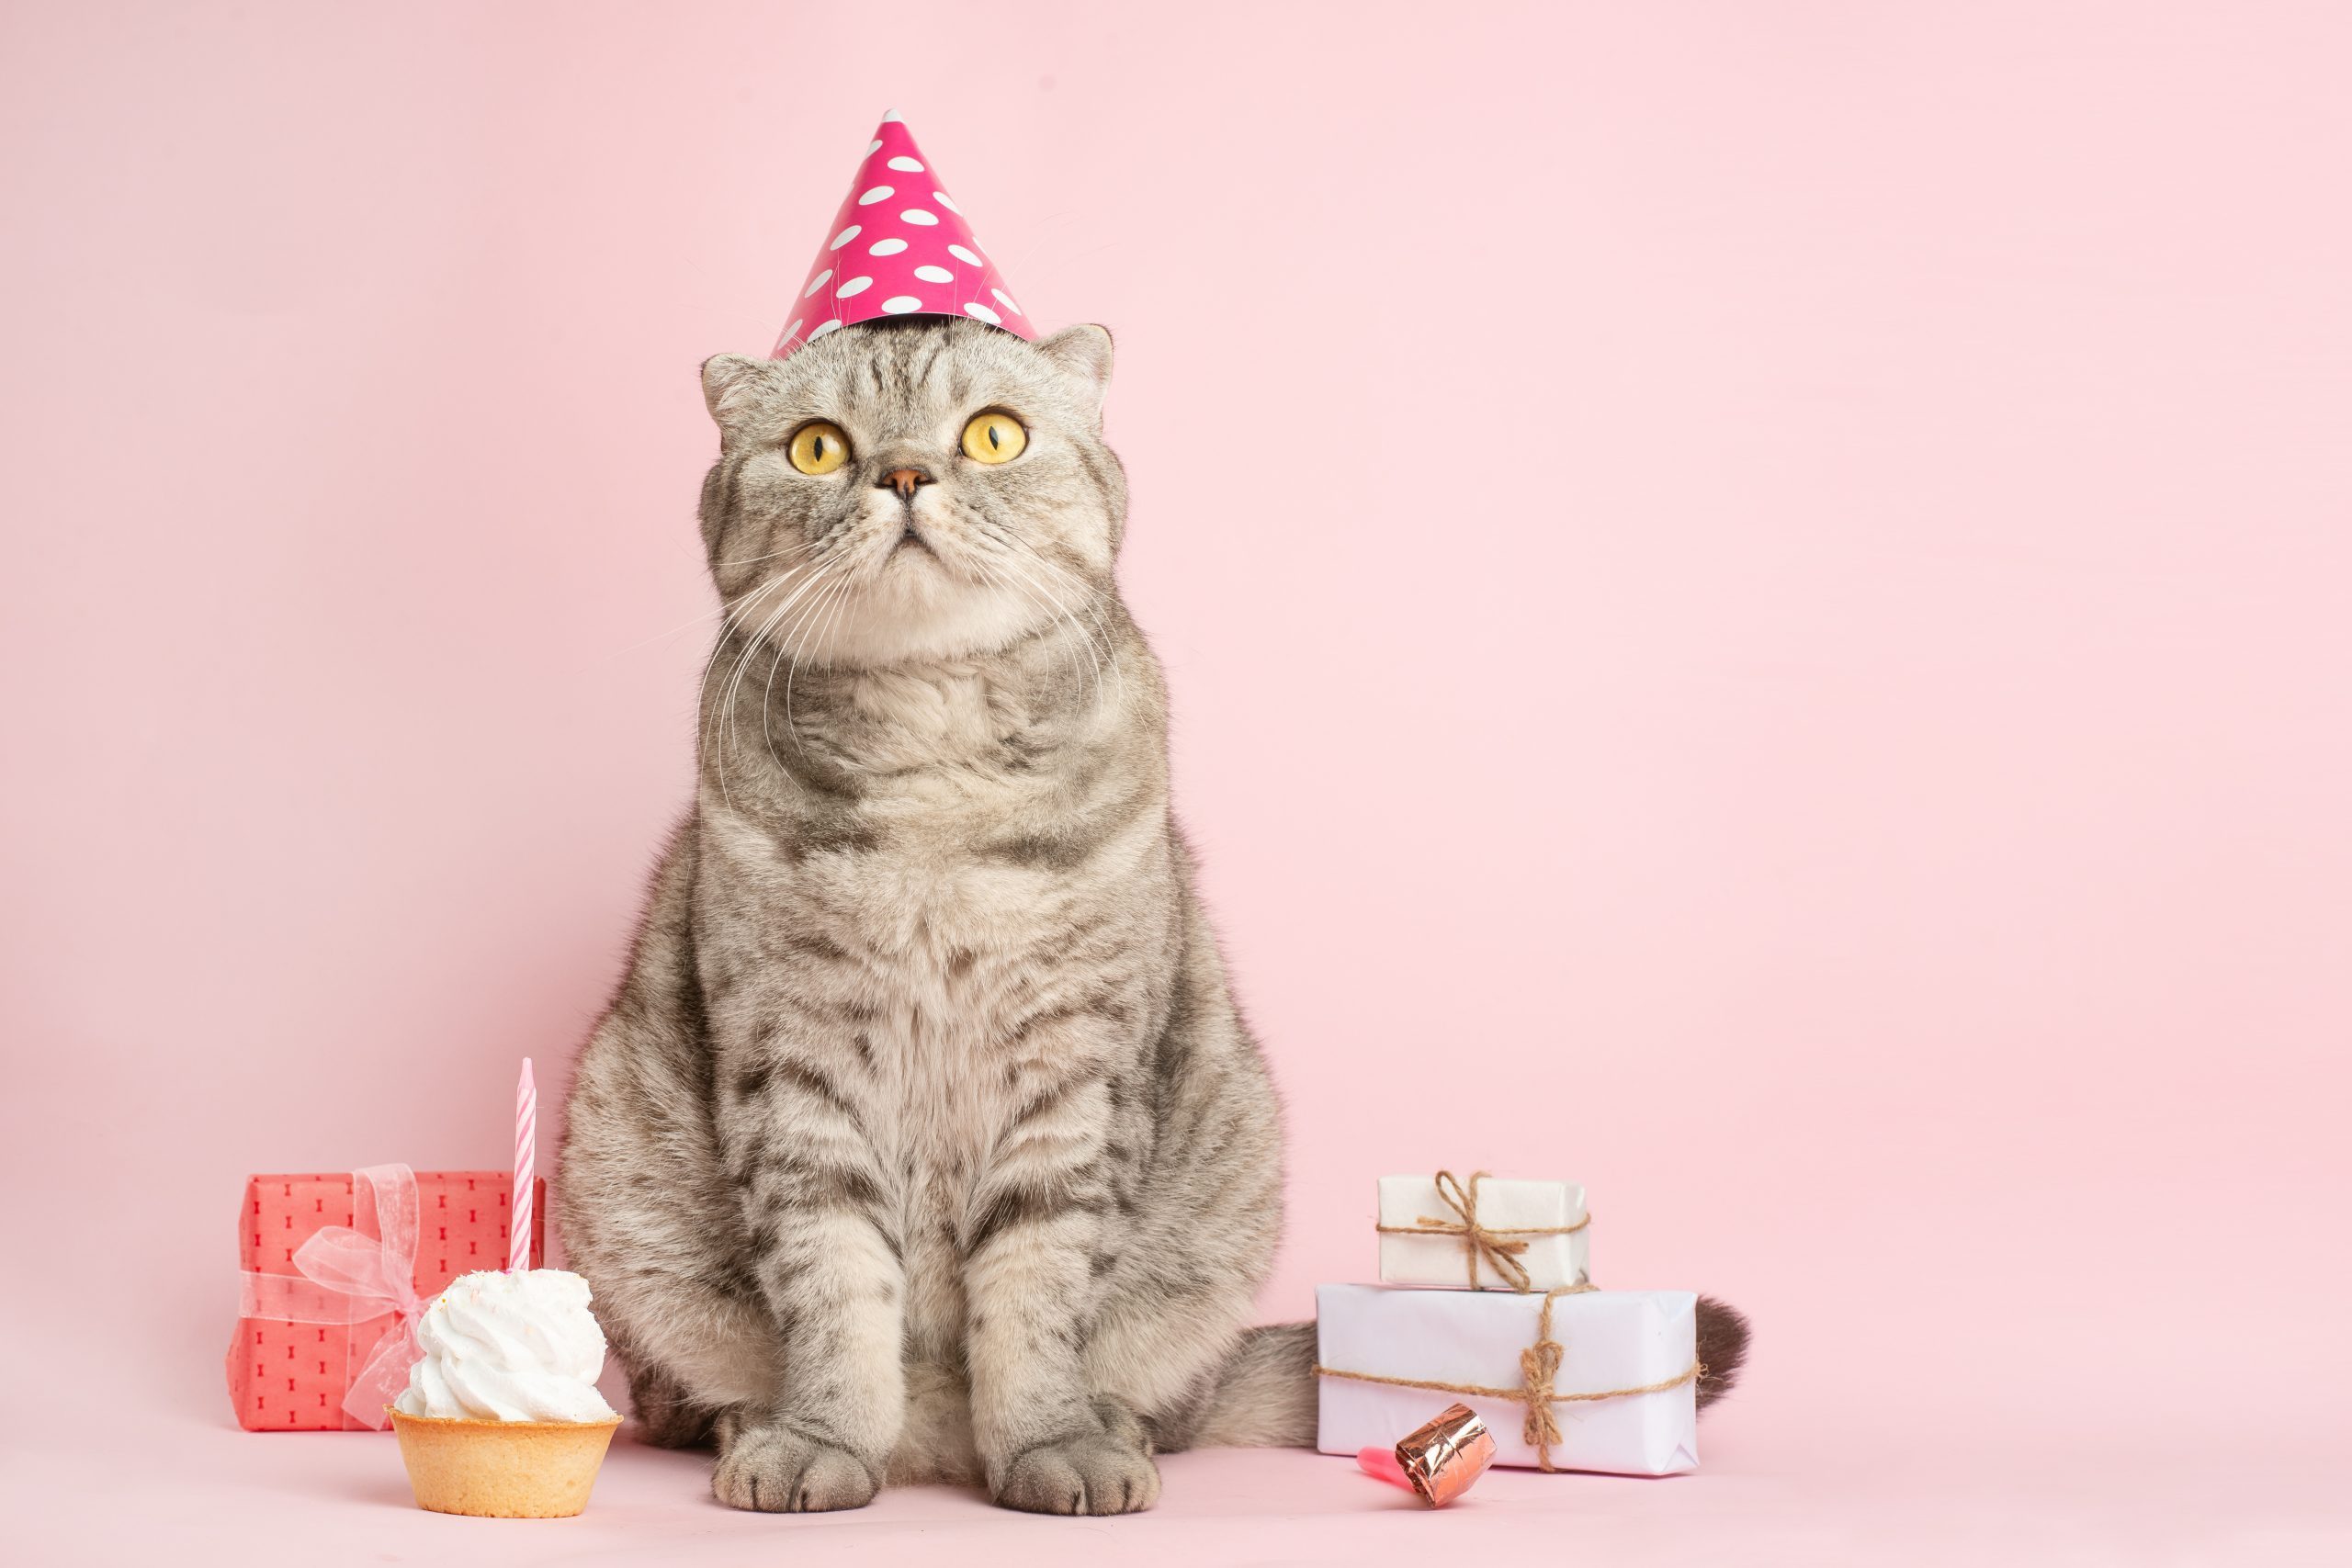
[
  {"xmin": 1316, "ymin": 1283, "xmax": 1700, "ymax": 1476},
  {"xmin": 227, "ymin": 1171, "xmax": 546, "ymax": 1431}
]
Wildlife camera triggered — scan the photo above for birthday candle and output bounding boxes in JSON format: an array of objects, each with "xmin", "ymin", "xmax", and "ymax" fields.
[{"xmin": 511, "ymin": 1057, "xmax": 535, "ymax": 1274}]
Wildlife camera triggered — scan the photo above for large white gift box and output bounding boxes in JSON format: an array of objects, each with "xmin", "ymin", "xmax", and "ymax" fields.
[
  {"xmin": 1376, "ymin": 1173, "xmax": 1589, "ymax": 1291},
  {"xmin": 1315, "ymin": 1283, "xmax": 1699, "ymax": 1476}
]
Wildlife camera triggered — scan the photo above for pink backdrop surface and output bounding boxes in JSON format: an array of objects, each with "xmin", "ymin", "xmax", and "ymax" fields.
[{"xmin": 3, "ymin": 3, "xmax": 2346, "ymax": 1562}]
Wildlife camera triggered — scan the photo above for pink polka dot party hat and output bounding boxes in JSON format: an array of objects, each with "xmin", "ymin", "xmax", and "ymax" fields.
[{"xmin": 771, "ymin": 112, "xmax": 1033, "ymax": 358}]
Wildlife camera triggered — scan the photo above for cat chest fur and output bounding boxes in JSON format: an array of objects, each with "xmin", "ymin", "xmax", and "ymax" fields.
[{"xmin": 695, "ymin": 801, "xmax": 1176, "ymax": 1355}]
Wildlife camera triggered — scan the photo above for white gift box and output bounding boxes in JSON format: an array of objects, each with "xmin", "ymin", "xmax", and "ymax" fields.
[
  {"xmin": 1315, "ymin": 1283, "xmax": 1699, "ymax": 1476},
  {"xmin": 1376, "ymin": 1173, "xmax": 1589, "ymax": 1291}
]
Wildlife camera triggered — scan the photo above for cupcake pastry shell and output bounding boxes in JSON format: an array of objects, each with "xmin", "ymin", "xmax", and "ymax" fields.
[{"xmin": 389, "ymin": 1409, "xmax": 621, "ymax": 1518}]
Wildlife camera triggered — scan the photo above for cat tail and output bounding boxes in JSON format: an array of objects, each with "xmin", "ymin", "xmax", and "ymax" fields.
[
  {"xmin": 1182, "ymin": 1296, "xmax": 1751, "ymax": 1450},
  {"xmin": 1183, "ymin": 1322, "xmax": 1320, "ymax": 1448},
  {"xmin": 1692, "ymin": 1294, "xmax": 1752, "ymax": 1411}
]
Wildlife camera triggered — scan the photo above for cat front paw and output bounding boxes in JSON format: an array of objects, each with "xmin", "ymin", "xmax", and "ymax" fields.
[
  {"xmin": 713, "ymin": 1420, "xmax": 880, "ymax": 1513},
  {"xmin": 991, "ymin": 1426, "xmax": 1161, "ymax": 1516}
]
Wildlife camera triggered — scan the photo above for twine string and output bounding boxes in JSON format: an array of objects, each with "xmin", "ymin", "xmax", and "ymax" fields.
[{"xmin": 1372, "ymin": 1168, "xmax": 1591, "ymax": 1292}]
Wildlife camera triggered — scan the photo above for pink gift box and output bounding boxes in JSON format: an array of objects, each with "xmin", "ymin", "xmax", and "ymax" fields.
[{"xmin": 226, "ymin": 1166, "xmax": 544, "ymax": 1431}]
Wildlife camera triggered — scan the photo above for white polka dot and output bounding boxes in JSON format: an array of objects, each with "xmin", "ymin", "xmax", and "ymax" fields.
[
  {"xmin": 991, "ymin": 288, "xmax": 1022, "ymax": 315},
  {"xmin": 856, "ymin": 185, "xmax": 894, "ymax": 206},
  {"xmin": 867, "ymin": 140, "xmax": 883, "ymax": 154},
  {"xmin": 899, "ymin": 209, "xmax": 939, "ymax": 226},
  {"xmin": 962, "ymin": 303, "xmax": 1001, "ymax": 325},
  {"xmin": 836, "ymin": 276, "xmax": 873, "ymax": 298},
  {"xmin": 933, "ymin": 190, "xmax": 960, "ymax": 214},
  {"xmin": 947, "ymin": 244, "xmax": 982, "ymax": 265},
  {"xmin": 780, "ymin": 318, "xmax": 804, "ymax": 342},
  {"xmin": 880, "ymin": 295, "xmax": 922, "ymax": 314},
  {"xmin": 886, "ymin": 155, "xmax": 925, "ymax": 172},
  {"xmin": 802, "ymin": 270, "xmax": 832, "ymax": 299},
  {"xmin": 912, "ymin": 265, "xmax": 954, "ymax": 283},
  {"xmin": 869, "ymin": 237, "xmax": 909, "ymax": 256},
  {"xmin": 829, "ymin": 225, "xmax": 861, "ymax": 250},
  {"xmin": 808, "ymin": 320, "xmax": 842, "ymax": 340},
  {"xmin": 879, "ymin": 109, "xmax": 903, "ymax": 123}
]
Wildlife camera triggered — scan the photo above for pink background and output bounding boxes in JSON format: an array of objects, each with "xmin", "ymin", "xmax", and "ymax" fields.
[{"xmin": 4, "ymin": 2, "xmax": 2346, "ymax": 1562}]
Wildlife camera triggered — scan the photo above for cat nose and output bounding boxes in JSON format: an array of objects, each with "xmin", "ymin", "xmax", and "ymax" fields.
[{"xmin": 878, "ymin": 467, "xmax": 933, "ymax": 500}]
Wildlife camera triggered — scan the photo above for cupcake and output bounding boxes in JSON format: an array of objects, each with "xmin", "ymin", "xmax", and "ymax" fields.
[{"xmin": 389, "ymin": 1269, "xmax": 621, "ymax": 1518}]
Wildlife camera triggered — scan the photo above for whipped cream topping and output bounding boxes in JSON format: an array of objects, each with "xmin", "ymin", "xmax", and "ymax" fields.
[{"xmin": 393, "ymin": 1269, "xmax": 616, "ymax": 1423}]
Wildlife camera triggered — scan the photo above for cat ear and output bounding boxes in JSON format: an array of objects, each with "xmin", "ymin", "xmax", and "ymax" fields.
[
  {"xmin": 700, "ymin": 354, "xmax": 768, "ymax": 425},
  {"xmin": 1035, "ymin": 325, "xmax": 1114, "ymax": 421}
]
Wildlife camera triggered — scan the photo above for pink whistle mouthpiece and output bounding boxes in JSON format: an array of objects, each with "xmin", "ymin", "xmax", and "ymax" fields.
[{"xmin": 1356, "ymin": 1444, "xmax": 1414, "ymax": 1491}]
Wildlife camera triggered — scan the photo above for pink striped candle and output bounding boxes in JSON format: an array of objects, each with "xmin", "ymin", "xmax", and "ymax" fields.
[{"xmin": 510, "ymin": 1056, "xmax": 535, "ymax": 1274}]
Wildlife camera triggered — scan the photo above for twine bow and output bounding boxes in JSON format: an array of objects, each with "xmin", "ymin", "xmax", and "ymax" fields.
[
  {"xmin": 1518, "ymin": 1315, "xmax": 1569, "ymax": 1456},
  {"xmin": 1314, "ymin": 1285, "xmax": 1704, "ymax": 1472},
  {"xmin": 1375, "ymin": 1168, "xmax": 1590, "ymax": 1292},
  {"xmin": 236, "ymin": 1163, "xmax": 424, "ymax": 1430}
]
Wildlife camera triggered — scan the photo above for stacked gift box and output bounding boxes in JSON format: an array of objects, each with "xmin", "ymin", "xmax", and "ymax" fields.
[{"xmin": 1315, "ymin": 1170, "xmax": 1702, "ymax": 1476}]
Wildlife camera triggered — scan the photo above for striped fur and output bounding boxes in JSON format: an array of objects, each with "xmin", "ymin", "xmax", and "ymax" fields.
[{"xmin": 560, "ymin": 321, "xmax": 1299, "ymax": 1515}]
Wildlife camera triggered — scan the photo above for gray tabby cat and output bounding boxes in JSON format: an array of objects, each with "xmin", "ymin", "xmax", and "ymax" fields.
[{"xmin": 560, "ymin": 318, "xmax": 1747, "ymax": 1517}]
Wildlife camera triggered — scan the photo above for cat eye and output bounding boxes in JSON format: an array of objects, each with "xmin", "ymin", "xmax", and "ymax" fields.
[
  {"xmin": 960, "ymin": 412, "xmax": 1028, "ymax": 466},
  {"xmin": 786, "ymin": 421, "xmax": 852, "ymax": 475}
]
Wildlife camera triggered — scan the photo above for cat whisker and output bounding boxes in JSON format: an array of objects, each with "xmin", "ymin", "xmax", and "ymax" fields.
[
  {"xmin": 1004, "ymin": 545, "xmax": 1125, "ymax": 703},
  {"xmin": 714, "ymin": 543, "xmax": 808, "ymax": 568},
  {"xmin": 968, "ymin": 528, "xmax": 1123, "ymax": 706},
  {"xmin": 694, "ymin": 569, "xmax": 799, "ymax": 765},
  {"xmin": 602, "ymin": 599, "xmax": 736, "ymax": 661},
  {"xmin": 783, "ymin": 560, "xmax": 865, "ymax": 759},
  {"xmin": 790, "ymin": 554, "xmax": 875, "ymax": 761},
  {"xmin": 708, "ymin": 561, "xmax": 838, "ymax": 807},
  {"xmin": 600, "ymin": 537, "xmax": 827, "ymax": 668},
  {"xmin": 761, "ymin": 556, "xmax": 852, "ymax": 772},
  {"xmin": 712, "ymin": 585, "xmax": 811, "ymax": 809},
  {"xmin": 964, "ymin": 551, "xmax": 1102, "ymax": 721},
  {"xmin": 967, "ymin": 536, "xmax": 1107, "ymax": 710},
  {"xmin": 737, "ymin": 556, "xmax": 856, "ymax": 766}
]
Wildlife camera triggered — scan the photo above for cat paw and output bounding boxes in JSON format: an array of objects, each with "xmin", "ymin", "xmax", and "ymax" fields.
[
  {"xmin": 991, "ymin": 1427, "xmax": 1161, "ymax": 1516},
  {"xmin": 712, "ymin": 1421, "xmax": 879, "ymax": 1513}
]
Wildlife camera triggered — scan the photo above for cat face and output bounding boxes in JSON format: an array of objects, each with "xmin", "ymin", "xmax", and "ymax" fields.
[{"xmin": 697, "ymin": 320, "xmax": 1125, "ymax": 670}]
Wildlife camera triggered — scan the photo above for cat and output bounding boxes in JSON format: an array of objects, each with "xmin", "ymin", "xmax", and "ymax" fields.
[{"xmin": 558, "ymin": 317, "xmax": 1748, "ymax": 1516}]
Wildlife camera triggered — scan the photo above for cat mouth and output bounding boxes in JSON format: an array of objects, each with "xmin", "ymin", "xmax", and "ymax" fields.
[{"xmin": 893, "ymin": 525, "xmax": 937, "ymax": 558}]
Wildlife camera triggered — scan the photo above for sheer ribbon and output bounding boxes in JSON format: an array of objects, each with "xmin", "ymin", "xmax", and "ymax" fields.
[{"xmin": 236, "ymin": 1163, "xmax": 423, "ymax": 1430}]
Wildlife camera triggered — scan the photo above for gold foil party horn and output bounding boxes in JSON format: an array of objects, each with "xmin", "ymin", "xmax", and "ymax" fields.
[{"xmin": 1393, "ymin": 1403, "xmax": 1497, "ymax": 1507}]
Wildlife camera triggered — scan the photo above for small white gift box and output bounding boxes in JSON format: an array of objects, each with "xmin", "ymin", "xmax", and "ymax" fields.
[
  {"xmin": 1377, "ymin": 1172, "xmax": 1589, "ymax": 1291},
  {"xmin": 1315, "ymin": 1283, "xmax": 1700, "ymax": 1476}
]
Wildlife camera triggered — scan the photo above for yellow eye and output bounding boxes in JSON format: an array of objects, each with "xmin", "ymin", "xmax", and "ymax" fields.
[
  {"xmin": 961, "ymin": 412, "xmax": 1028, "ymax": 465},
  {"xmin": 787, "ymin": 421, "xmax": 851, "ymax": 475}
]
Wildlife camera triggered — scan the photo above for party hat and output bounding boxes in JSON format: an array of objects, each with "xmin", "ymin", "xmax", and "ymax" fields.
[{"xmin": 771, "ymin": 113, "xmax": 1034, "ymax": 357}]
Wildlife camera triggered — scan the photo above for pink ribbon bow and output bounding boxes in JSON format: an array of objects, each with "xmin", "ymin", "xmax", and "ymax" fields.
[{"xmin": 237, "ymin": 1163, "xmax": 424, "ymax": 1430}]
